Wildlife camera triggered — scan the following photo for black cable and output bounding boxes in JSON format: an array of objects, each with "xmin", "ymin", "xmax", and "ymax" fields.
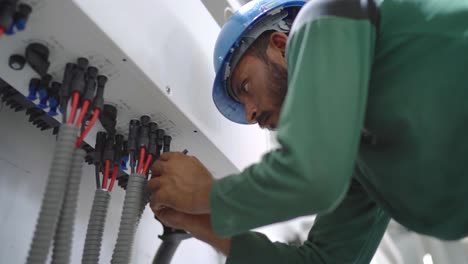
[
  {"xmin": 130, "ymin": 151, "xmax": 135, "ymax": 174},
  {"xmin": 153, "ymin": 239, "xmax": 181, "ymax": 264},
  {"xmin": 152, "ymin": 232, "xmax": 191, "ymax": 264},
  {"xmin": 95, "ymin": 166, "xmax": 100, "ymax": 189}
]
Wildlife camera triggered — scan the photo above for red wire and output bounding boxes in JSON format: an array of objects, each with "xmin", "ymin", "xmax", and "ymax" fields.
[
  {"xmin": 75, "ymin": 108, "xmax": 101, "ymax": 148},
  {"xmin": 108, "ymin": 165, "xmax": 119, "ymax": 192},
  {"xmin": 102, "ymin": 160, "xmax": 110, "ymax": 189},
  {"xmin": 142, "ymin": 154, "xmax": 153, "ymax": 175},
  {"xmin": 75, "ymin": 100, "xmax": 90, "ymax": 128},
  {"xmin": 67, "ymin": 92, "xmax": 80, "ymax": 124},
  {"xmin": 136, "ymin": 147, "xmax": 146, "ymax": 174}
]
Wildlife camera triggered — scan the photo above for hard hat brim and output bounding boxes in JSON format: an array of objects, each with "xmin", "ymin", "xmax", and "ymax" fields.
[{"xmin": 212, "ymin": 68, "xmax": 249, "ymax": 124}]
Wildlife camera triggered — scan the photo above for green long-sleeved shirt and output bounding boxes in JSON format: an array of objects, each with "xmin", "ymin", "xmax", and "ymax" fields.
[{"xmin": 210, "ymin": 0, "xmax": 468, "ymax": 263}]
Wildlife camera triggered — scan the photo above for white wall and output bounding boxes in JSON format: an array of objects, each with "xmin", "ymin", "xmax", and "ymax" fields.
[{"xmin": 0, "ymin": 106, "xmax": 221, "ymax": 264}]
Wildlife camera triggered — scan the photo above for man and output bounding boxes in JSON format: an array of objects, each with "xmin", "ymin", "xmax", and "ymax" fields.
[{"xmin": 149, "ymin": 0, "xmax": 468, "ymax": 263}]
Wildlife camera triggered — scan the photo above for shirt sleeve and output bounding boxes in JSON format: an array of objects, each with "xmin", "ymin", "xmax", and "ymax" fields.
[
  {"xmin": 226, "ymin": 179, "xmax": 390, "ymax": 264},
  {"xmin": 211, "ymin": 8, "xmax": 377, "ymax": 236}
]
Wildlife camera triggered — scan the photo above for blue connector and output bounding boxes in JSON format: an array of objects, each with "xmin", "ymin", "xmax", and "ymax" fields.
[
  {"xmin": 15, "ymin": 19, "xmax": 26, "ymax": 31},
  {"xmin": 37, "ymin": 88, "xmax": 48, "ymax": 109},
  {"xmin": 121, "ymin": 155, "xmax": 129, "ymax": 171},
  {"xmin": 27, "ymin": 78, "xmax": 40, "ymax": 101},
  {"xmin": 48, "ymin": 97, "xmax": 59, "ymax": 116},
  {"xmin": 37, "ymin": 74, "xmax": 52, "ymax": 109},
  {"xmin": 5, "ymin": 23, "xmax": 15, "ymax": 35}
]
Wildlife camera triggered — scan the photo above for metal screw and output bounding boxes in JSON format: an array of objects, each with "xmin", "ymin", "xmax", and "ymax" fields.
[{"xmin": 165, "ymin": 86, "xmax": 171, "ymax": 95}]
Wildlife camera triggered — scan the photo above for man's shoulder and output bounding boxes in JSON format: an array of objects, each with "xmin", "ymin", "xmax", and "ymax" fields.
[{"xmin": 291, "ymin": 0, "xmax": 380, "ymax": 33}]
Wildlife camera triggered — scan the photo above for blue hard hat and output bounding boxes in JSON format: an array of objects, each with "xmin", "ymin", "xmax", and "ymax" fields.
[{"xmin": 212, "ymin": 0, "xmax": 305, "ymax": 124}]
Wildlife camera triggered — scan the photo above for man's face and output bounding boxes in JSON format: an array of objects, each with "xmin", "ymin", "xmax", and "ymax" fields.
[{"xmin": 230, "ymin": 33, "xmax": 288, "ymax": 130}]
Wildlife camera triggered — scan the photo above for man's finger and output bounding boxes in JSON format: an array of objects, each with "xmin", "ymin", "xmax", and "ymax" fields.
[
  {"xmin": 150, "ymin": 189, "xmax": 173, "ymax": 213},
  {"xmin": 151, "ymin": 160, "xmax": 165, "ymax": 176},
  {"xmin": 147, "ymin": 176, "xmax": 164, "ymax": 191},
  {"xmin": 159, "ymin": 151, "xmax": 182, "ymax": 161},
  {"xmin": 155, "ymin": 207, "xmax": 188, "ymax": 230}
]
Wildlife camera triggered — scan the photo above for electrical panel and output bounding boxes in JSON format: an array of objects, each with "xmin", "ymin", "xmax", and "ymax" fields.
[{"xmin": 0, "ymin": 0, "xmax": 270, "ymax": 181}]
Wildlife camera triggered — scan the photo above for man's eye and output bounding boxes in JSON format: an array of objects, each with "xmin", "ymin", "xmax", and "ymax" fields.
[{"xmin": 241, "ymin": 83, "xmax": 249, "ymax": 94}]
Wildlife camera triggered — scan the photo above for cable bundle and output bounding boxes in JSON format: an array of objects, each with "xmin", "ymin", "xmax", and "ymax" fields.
[
  {"xmin": 82, "ymin": 130, "xmax": 124, "ymax": 264},
  {"xmin": 27, "ymin": 58, "xmax": 107, "ymax": 264}
]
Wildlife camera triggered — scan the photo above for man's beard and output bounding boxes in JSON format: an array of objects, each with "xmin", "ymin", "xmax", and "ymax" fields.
[{"xmin": 267, "ymin": 60, "xmax": 288, "ymax": 108}]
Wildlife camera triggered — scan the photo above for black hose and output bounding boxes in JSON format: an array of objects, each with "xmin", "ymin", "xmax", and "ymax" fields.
[
  {"xmin": 152, "ymin": 231, "xmax": 192, "ymax": 264},
  {"xmin": 153, "ymin": 239, "xmax": 181, "ymax": 264}
]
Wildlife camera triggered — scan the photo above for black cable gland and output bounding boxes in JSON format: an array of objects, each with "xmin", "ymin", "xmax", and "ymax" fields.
[
  {"xmin": 92, "ymin": 75, "xmax": 107, "ymax": 111},
  {"xmin": 77, "ymin": 57, "xmax": 89, "ymax": 69},
  {"xmin": 70, "ymin": 57, "xmax": 88, "ymax": 95},
  {"xmin": 122, "ymin": 140, "xmax": 129, "ymax": 156},
  {"xmin": 156, "ymin": 129, "xmax": 165, "ymax": 151},
  {"xmin": 94, "ymin": 131, "xmax": 107, "ymax": 165},
  {"xmin": 148, "ymin": 122, "xmax": 158, "ymax": 155},
  {"xmin": 163, "ymin": 135, "xmax": 172, "ymax": 153},
  {"xmin": 60, "ymin": 63, "xmax": 75, "ymax": 104},
  {"xmin": 99, "ymin": 104, "xmax": 117, "ymax": 135},
  {"xmin": 138, "ymin": 116, "xmax": 150, "ymax": 149},
  {"xmin": 0, "ymin": 0, "xmax": 18, "ymax": 30},
  {"xmin": 113, "ymin": 134, "xmax": 124, "ymax": 165},
  {"xmin": 103, "ymin": 134, "xmax": 115, "ymax": 162},
  {"xmin": 48, "ymin": 81, "xmax": 61, "ymax": 103},
  {"xmin": 39, "ymin": 74, "xmax": 52, "ymax": 90},
  {"xmin": 25, "ymin": 43, "xmax": 50, "ymax": 77},
  {"xmin": 82, "ymin": 66, "xmax": 98, "ymax": 102},
  {"xmin": 128, "ymin": 119, "xmax": 140, "ymax": 152}
]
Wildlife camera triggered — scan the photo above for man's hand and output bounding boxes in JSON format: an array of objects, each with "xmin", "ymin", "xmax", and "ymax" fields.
[
  {"xmin": 149, "ymin": 152, "xmax": 214, "ymax": 214},
  {"xmin": 155, "ymin": 207, "xmax": 231, "ymax": 256}
]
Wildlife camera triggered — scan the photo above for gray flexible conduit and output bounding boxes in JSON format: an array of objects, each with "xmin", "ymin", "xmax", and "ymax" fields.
[
  {"xmin": 51, "ymin": 148, "xmax": 86, "ymax": 264},
  {"xmin": 82, "ymin": 189, "xmax": 111, "ymax": 264},
  {"xmin": 26, "ymin": 124, "xmax": 78, "ymax": 264},
  {"xmin": 138, "ymin": 179, "xmax": 149, "ymax": 221},
  {"xmin": 111, "ymin": 173, "xmax": 146, "ymax": 264}
]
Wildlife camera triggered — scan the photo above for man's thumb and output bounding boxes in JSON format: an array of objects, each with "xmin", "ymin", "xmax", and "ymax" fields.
[{"xmin": 156, "ymin": 207, "xmax": 187, "ymax": 229}]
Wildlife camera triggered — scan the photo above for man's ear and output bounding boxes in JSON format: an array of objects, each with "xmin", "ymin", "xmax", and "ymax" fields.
[{"xmin": 270, "ymin": 32, "xmax": 288, "ymax": 57}]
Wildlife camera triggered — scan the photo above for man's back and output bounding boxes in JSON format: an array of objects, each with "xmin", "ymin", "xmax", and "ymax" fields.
[{"xmin": 359, "ymin": 0, "xmax": 468, "ymax": 239}]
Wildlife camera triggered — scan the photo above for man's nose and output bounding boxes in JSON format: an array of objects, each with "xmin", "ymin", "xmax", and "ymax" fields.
[{"xmin": 244, "ymin": 103, "xmax": 257, "ymax": 124}]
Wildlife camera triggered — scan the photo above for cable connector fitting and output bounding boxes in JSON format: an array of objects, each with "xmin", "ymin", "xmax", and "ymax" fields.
[
  {"xmin": 82, "ymin": 66, "xmax": 98, "ymax": 102},
  {"xmin": 94, "ymin": 131, "xmax": 107, "ymax": 166},
  {"xmin": 113, "ymin": 134, "xmax": 124, "ymax": 166},
  {"xmin": 163, "ymin": 135, "xmax": 172, "ymax": 153},
  {"xmin": 128, "ymin": 119, "xmax": 140, "ymax": 153},
  {"xmin": 60, "ymin": 63, "xmax": 75, "ymax": 108},
  {"xmin": 138, "ymin": 115, "xmax": 150, "ymax": 149},
  {"xmin": 70, "ymin": 57, "xmax": 88, "ymax": 95},
  {"xmin": 92, "ymin": 75, "xmax": 107, "ymax": 111},
  {"xmin": 103, "ymin": 134, "xmax": 115, "ymax": 162},
  {"xmin": 148, "ymin": 122, "xmax": 158, "ymax": 156}
]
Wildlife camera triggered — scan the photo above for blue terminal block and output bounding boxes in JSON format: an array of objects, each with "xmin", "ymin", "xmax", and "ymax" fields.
[
  {"xmin": 15, "ymin": 4, "xmax": 32, "ymax": 31},
  {"xmin": 121, "ymin": 155, "xmax": 129, "ymax": 171},
  {"xmin": 37, "ymin": 88, "xmax": 48, "ymax": 109},
  {"xmin": 5, "ymin": 23, "xmax": 15, "ymax": 35},
  {"xmin": 37, "ymin": 74, "xmax": 52, "ymax": 109},
  {"xmin": 27, "ymin": 78, "xmax": 40, "ymax": 101},
  {"xmin": 15, "ymin": 19, "xmax": 26, "ymax": 31},
  {"xmin": 48, "ymin": 97, "xmax": 59, "ymax": 116}
]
